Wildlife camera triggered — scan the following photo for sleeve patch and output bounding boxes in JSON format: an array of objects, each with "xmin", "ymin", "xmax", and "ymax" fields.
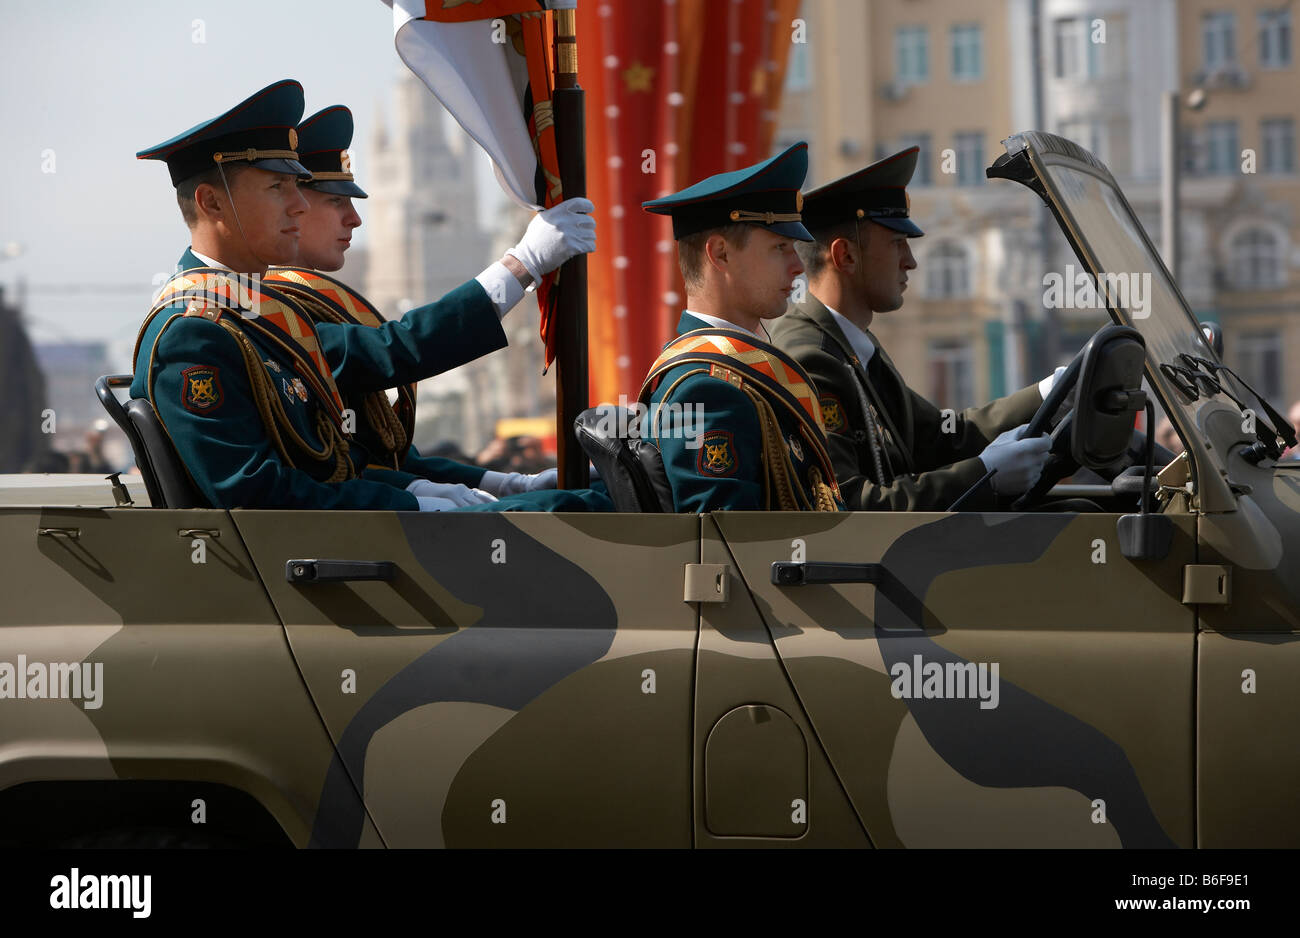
[
  {"xmin": 820, "ymin": 394, "xmax": 847, "ymax": 433},
  {"xmin": 697, "ymin": 429, "xmax": 739, "ymax": 477},
  {"xmin": 181, "ymin": 365, "xmax": 223, "ymax": 413}
]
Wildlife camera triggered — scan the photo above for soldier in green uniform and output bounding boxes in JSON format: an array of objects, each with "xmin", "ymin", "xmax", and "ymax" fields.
[
  {"xmin": 132, "ymin": 79, "xmax": 600, "ymax": 511},
  {"xmin": 638, "ymin": 143, "xmax": 842, "ymax": 512},
  {"xmin": 770, "ymin": 147, "xmax": 1060, "ymax": 511},
  {"xmin": 272, "ymin": 104, "xmax": 560, "ymax": 502}
]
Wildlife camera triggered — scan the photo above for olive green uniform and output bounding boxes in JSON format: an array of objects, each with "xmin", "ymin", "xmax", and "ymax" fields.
[{"xmin": 771, "ymin": 295, "xmax": 1042, "ymax": 510}]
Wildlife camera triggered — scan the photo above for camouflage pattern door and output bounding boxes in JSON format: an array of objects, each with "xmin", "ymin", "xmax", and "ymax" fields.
[
  {"xmin": 234, "ymin": 510, "xmax": 698, "ymax": 847},
  {"xmin": 714, "ymin": 509, "xmax": 1196, "ymax": 848}
]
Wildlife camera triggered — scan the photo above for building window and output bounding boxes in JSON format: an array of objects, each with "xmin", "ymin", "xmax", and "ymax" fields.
[
  {"xmin": 1229, "ymin": 228, "xmax": 1284, "ymax": 288},
  {"xmin": 1053, "ymin": 17, "xmax": 1121, "ymax": 79},
  {"xmin": 1054, "ymin": 17, "xmax": 1086, "ymax": 78},
  {"xmin": 1180, "ymin": 127, "xmax": 1201, "ymax": 173},
  {"xmin": 1206, "ymin": 120, "xmax": 1239, "ymax": 175},
  {"xmin": 1262, "ymin": 118, "xmax": 1297, "ymax": 173},
  {"xmin": 1237, "ymin": 331, "xmax": 1283, "ymax": 401},
  {"xmin": 1259, "ymin": 8, "xmax": 1293, "ymax": 68},
  {"xmin": 899, "ymin": 133, "xmax": 932, "ymax": 185},
  {"xmin": 928, "ymin": 340, "xmax": 975, "ymax": 410},
  {"xmin": 785, "ymin": 37, "xmax": 811, "ymax": 91},
  {"xmin": 1202, "ymin": 11, "xmax": 1237, "ymax": 71},
  {"xmin": 1097, "ymin": 14, "xmax": 1128, "ymax": 77},
  {"xmin": 1060, "ymin": 119, "xmax": 1106, "ymax": 163},
  {"xmin": 955, "ymin": 133, "xmax": 984, "ymax": 186},
  {"xmin": 926, "ymin": 242, "xmax": 972, "ymax": 298},
  {"xmin": 950, "ymin": 24, "xmax": 983, "ymax": 81},
  {"xmin": 895, "ymin": 26, "xmax": 929, "ymax": 85}
]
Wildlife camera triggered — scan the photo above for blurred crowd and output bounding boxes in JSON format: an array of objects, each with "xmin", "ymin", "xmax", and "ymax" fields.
[
  {"xmin": 23, "ymin": 428, "xmax": 557, "ymax": 477},
  {"xmin": 22, "ymin": 422, "xmax": 117, "ymax": 474},
  {"xmin": 381, "ymin": 435, "xmax": 556, "ymax": 475}
]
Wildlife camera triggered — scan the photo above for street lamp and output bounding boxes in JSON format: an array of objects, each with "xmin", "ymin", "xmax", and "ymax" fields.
[{"xmin": 1161, "ymin": 88, "xmax": 1208, "ymax": 286}]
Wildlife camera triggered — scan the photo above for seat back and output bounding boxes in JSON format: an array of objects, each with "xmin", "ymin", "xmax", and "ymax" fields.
[
  {"xmin": 95, "ymin": 374, "xmax": 208, "ymax": 509},
  {"xmin": 96, "ymin": 375, "xmax": 165, "ymax": 507},
  {"xmin": 574, "ymin": 406, "xmax": 674, "ymax": 512},
  {"xmin": 124, "ymin": 398, "xmax": 207, "ymax": 508}
]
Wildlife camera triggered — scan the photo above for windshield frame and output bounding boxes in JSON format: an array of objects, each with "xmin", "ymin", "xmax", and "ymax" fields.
[{"xmin": 996, "ymin": 131, "xmax": 1237, "ymax": 512}]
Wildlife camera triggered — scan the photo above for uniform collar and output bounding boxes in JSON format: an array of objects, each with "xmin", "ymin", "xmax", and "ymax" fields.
[
  {"xmin": 823, "ymin": 304, "xmax": 877, "ymax": 367},
  {"xmin": 680, "ymin": 309, "xmax": 763, "ymax": 340},
  {"xmin": 188, "ymin": 247, "xmax": 229, "ymax": 270}
]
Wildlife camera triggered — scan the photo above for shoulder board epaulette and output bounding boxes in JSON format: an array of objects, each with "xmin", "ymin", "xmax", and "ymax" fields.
[
  {"xmin": 181, "ymin": 300, "xmax": 224, "ymax": 322},
  {"xmin": 138, "ymin": 267, "xmax": 346, "ymax": 419},
  {"xmin": 639, "ymin": 328, "xmax": 828, "ymax": 436},
  {"xmin": 265, "ymin": 266, "xmax": 385, "ymax": 328}
]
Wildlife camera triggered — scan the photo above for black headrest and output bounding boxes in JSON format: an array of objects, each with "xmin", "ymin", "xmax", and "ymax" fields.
[
  {"xmin": 124, "ymin": 398, "xmax": 208, "ymax": 509},
  {"xmin": 630, "ymin": 438, "xmax": 674, "ymax": 512},
  {"xmin": 96, "ymin": 374, "xmax": 165, "ymax": 507},
  {"xmin": 574, "ymin": 406, "xmax": 673, "ymax": 512}
]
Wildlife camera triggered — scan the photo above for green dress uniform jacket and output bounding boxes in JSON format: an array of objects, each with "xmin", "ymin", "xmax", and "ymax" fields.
[
  {"xmin": 770, "ymin": 296, "xmax": 1043, "ymax": 511},
  {"xmin": 643, "ymin": 313, "xmax": 842, "ymax": 513},
  {"xmin": 130, "ymin": 248, "xmax": 506, "ymax": 510}
]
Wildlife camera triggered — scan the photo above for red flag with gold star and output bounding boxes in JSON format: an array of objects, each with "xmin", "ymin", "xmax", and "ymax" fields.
[{"xmin": 576, "ymin": 0, "xmax": 802, "ymax": 405}]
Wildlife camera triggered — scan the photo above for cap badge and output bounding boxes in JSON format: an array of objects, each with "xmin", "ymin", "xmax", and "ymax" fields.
[
  {"xmin": 340, "ymin": 150, "xmax": 352, "ymax": 173},
  {"xmin": 288, "ymin": 128, "xmax": 298, "ymax": 150}
]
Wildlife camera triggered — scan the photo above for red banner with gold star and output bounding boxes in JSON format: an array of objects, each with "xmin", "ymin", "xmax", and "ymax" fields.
[{"xmin": 577, "ymin": 0, "xmax": 801, "ymax": 406}]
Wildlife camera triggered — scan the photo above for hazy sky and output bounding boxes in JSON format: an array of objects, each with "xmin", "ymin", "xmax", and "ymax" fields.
[{"xmin": 0, "ymin": 0, "xmax": 431, "ymax": 351}]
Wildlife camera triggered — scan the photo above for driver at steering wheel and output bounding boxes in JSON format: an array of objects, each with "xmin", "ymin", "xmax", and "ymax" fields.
[{"xmin": 771, "ymin": 147, "xmax": 1060, "ymax": 511}]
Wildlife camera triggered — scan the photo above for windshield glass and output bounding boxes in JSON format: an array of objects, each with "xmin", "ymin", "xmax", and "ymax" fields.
[
  {"xmin": 1008, "ymin": 132, "xmax": 1250, "ymax": 506},
  {"xmin": 1041, "ymin": 161, "xmax": 1227, "ymax": 403}
]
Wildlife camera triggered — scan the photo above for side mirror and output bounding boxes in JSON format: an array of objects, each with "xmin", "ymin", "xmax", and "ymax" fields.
[
  {"xmin": 1071, "ymin": 325, "xmax": 1148, "ymax": 472},
  {"xmin": 1201, "ymin": 321, "xmax": 1224, "ymax": 358}
]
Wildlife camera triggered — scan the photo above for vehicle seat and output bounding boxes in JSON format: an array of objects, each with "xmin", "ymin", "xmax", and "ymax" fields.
[
  {"xmin": 574, "ymin": 406, "xmax": 674, "ymax": 512},
  {"xmin": 96, "ymin": 375, "xmax": 208, "ymax": 509}
]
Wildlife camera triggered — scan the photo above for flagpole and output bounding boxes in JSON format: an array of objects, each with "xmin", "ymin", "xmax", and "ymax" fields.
[{"xmin": 551, "ymin": 3, "xmax": 590, "ymax": 489}]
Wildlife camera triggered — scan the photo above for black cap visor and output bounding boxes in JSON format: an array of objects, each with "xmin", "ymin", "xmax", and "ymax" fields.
[
  {"xmin": 249, "ymin": 157, "xmax": 313, "ymax": 181},
  {"xmin": 304, "ymin": 178, "xmax": 368, "ymax": 198},
  {"xmin": 765, "ymin": 220, "xmax": 814, "ymax": 242},
  {"xmin": 873, "ymin": 215, "xmax": 924, "ymax": 237}
]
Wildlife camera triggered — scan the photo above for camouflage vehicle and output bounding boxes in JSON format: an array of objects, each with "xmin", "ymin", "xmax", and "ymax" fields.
[{"xmin": 1, "ymin": 131, "xmax": 1296, "ymax": 848}]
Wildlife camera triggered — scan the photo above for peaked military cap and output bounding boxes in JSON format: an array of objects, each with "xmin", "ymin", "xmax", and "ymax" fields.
[
  {"xmin": 297, "ymin": 106, "xmax": 367, "ymax": 198},
  {"xmin": 643, "ymin": 142, "xmax": 813, "ymax": 241},
  {"xmin": 137, "ymin": 79, "xmax": 311, "ymax": 187},
  {"xmin": 801, "ymin": 146, "xmax": 925, "ymax": 238}
]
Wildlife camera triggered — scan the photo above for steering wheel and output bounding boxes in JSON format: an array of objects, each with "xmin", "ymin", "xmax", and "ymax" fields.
[
  {"xmin": 1009, "ymin": 350, "xmax": 1085, "ymax": 510},
  {"xmin": 1012, "ymin": 322, "xmax": 1159, "ymax": 511}
]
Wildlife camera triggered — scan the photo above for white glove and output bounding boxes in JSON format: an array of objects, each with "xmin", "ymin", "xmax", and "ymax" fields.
[
  {"xmin": 505, "ymin": 197, "xmax": 596, "ymax": 281},
  {"xmin": 478, "ymin": 468, "xmax": 558, "ymax": 496},
  {"xmin": 979, "ymin": 424, "xmax": 1052, "ymax": 496},
  {"xmin": 406, "ymin": 480, "xmax": 498, "ymax": 506},
  {"xmin": 415, "ymin": 496, "xmax": 459, "ymax": 512},
  {"xmin": 1038, "ymin": 366, "xmax": 1067, "ymax": 400}
]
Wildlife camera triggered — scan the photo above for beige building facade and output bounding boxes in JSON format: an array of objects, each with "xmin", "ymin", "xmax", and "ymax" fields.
[
  {"xmin": 778, "ymin": 0, "xmax": 1299, "ymax": 417},
  {"xmin": 1176, "ymin": 0, "xmax": 1300, "ymax": 408}
]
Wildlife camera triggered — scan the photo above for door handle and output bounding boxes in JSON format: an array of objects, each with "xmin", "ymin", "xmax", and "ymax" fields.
[
  {"xmin": 285, "ymin": 559, "xmax": 396, "ymax": 583},
  {"xmin": 770, "ymin": 562, "xmax": 885, "ymax": 586}
]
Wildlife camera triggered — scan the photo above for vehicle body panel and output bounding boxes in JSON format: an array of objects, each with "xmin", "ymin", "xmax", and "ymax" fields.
[
  {"xmin": 234, "ymin": 510, "xmax": 698, "ymax": 847},
  {"xmin": 715, "ymin": 510, "xmax": 1196, "ymax": 847},
  {"xmin": 0, "ymin": 507, "xmax": 374, "ymax": 846}
]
